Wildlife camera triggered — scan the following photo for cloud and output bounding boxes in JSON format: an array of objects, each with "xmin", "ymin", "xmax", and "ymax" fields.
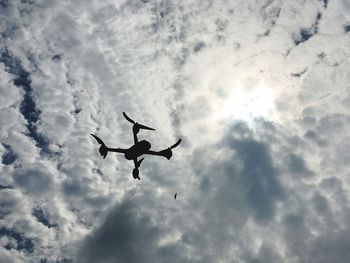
[
  {"xmin": 228, "ymin": 135, "xmax": 284, "ymax": 222},
  {"xmin": 302, "ymin": 229, "xmax": 350, "ymax": 263},
  {"xmin": 77, "ymin": 195, "xmax": 188, "ymax": 263},
  {"xmin": 82, "ymin": 120, "xmax": 286, "ymax": 262},
  {"xmin": 0, "ymin": 246, "xmax": 26, "ymax": 263},
  {"xmin": 2, "ymin": 0, "xmax": 350, "ymax": 262},
  {"xmin": 13, "ymin": 163, "xmax": 56, "ymax": 197}
]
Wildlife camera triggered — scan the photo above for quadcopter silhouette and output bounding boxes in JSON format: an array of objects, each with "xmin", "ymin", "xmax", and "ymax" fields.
[{"xmin": 91, "ymin": 112, "xmax": 181, "ymax": 180}]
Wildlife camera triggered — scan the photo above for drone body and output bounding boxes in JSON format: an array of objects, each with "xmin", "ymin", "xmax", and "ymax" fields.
[
  {"xmin": 91, "ymin": 112, "xmax": 181, "ymax": 180},
  {"xmin": 124, "ymin": 140, "xmax": 151, "ymax": 160}
]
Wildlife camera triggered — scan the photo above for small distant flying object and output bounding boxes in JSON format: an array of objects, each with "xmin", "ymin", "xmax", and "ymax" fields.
[
  {"xmin": 91, "ymin": 112, "xmax": 181, "ymax": 180},
  {"xmin": 174, "ymin": 193, "xmax": 177, "ymax": 199}
]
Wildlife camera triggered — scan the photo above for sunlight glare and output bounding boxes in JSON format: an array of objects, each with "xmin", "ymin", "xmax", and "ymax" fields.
[{"xmin": 218, "ymin": 82, "xmax": 275, "ymax": 123}]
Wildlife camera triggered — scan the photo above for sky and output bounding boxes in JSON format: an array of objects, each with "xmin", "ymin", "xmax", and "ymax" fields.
[{"xmin": 1, "ymin": 0, "xmax": 350, "ymax": 262}]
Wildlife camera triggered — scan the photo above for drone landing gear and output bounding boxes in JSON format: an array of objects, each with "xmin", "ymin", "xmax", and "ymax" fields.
[
  {"xmin": 132, "ymin": 157, "xmax": 144, "ymax": 180},
  {"xmin": 132, "ymin": 168, "xmax": 140, "ymax": 180}
]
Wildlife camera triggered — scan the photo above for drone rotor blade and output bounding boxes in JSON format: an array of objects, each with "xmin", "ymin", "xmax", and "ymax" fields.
[
  {"xmin": 123, "ymin": 112, "xmax": 135, "ymax": 124},
  {"xmin": 123, "ymin": 112, "xmax": 155, "ymax": 130},
  {"xmin": 91, "ymin": 134, "xmax": 105, "ymax": 145},
  {"xmin": 137, "ymin": 123, "xmax": 155, "ymax": 131},
  {"xmin": 170, "ymin": 138, "xmax": 182, "ymax": 149}
]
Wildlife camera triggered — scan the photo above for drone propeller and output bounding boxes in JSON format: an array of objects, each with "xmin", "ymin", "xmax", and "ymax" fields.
[
  {"xmin": 123, "ymin": 112, "xmax": 135, "ymax": 124},
  {"xmin": 91, "ymin": 134, "xmax": 108, "ymax": 159},
  {"xmin": 137, "ymin": 123, "xmax": 155, "ymax": 131},
  {"xmin": 123, "ymin": 112, "xmax": 155, "ymax": 131},
  {"xmin": 170, "ymin": 138, "xmax": 182, "ymax": 149},
  {"xmin": 91, "ymin": 134, "xmax": 105, "ymax": 145}
]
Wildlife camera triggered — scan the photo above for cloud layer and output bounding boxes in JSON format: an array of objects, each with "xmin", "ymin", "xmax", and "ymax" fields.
[{"xmin": 1, "ymin": 0, "xmax": 350, "ymax": 262}]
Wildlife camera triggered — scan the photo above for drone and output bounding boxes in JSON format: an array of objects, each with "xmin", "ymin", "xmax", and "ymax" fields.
[{"xmin": 91, "ymin": 112, "xmax": 181, "ymax": 180}]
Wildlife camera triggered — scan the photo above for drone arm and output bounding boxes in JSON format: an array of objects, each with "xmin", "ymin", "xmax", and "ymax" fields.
[
  {"xmin": 133, "ymin": 129, "xmax": 138, "ymax": 144},
  {"xmin": 107, "ymin": 148, "xmax": 127, "ymax": 154},
  {"xmin": 144, "ymin": 139, "xmax": 181, "ymax": 160},
  {"xmin": 146, "ymin": 149, "xmax": 172, "ymax": 160}
]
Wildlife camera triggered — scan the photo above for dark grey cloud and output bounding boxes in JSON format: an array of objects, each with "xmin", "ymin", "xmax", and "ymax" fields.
[
  {"xmin": 32, "ymin": 208, "xmax": 58, "ymax": 229},
  {"xmin": 0, "ymin": 49, "xmax": 51, "ymax": 155},
  {"xmin": 302, "ymin": 229, "xmax": 350, "ymax": 263},
  {"xmin": 186, "ymin": 117, "xmax": 350, "ymax": 262},
  {"xmin": 13, "ymin": 165, "xmax": 55, "ymax": 196},
  {"xmin": 229, "ymin": 137, "xmax": 284, "ymax": 222},
  {"xmin": 311, "ymin": 192, "xmax": 330, "ymax": 216},
  {"xmin": 78, "ymin": 195, "xmax": 188, "ymax": 263},
  {"xmin": 286, "ymin": 6, "xmax": 323, "ymax": 48},
  {"xmin": 344, "ymin": 24, "xmax": 350, "ymax": 33},
  {"xmin": 284, "ymin": 153, "xmax": 313, "ymax": 177},
  {"xmin": 167, "ymin": 121, "xmax": 286, "ymax": 261},
  {"xmin": 0, "ymin": 227, "xmax": 34, "ymax": 254},
  {"xmin": 1, "ymin": 144, "xmax": 17, "ymax": 165},
  {"xmin": 194, "ymin": 121, "xmax": 284, "ymax": 222}
]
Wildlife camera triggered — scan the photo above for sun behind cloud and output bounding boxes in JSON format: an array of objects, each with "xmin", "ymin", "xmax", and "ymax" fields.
[{"xmin": 219, "ymin": 80, "xmax": 275, "ymax": 123}]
